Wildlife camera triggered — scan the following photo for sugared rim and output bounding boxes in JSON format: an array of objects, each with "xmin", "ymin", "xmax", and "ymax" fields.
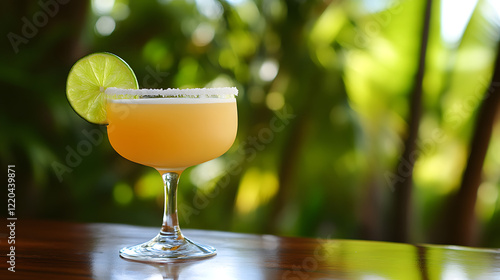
[{"xmin": 105, "ymin": 87, "xmax": 238, "ymax": 97}]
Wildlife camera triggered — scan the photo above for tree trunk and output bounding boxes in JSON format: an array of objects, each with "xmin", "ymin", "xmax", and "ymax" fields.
[
  {"xmin": 388, "ymin": 0, "xmax": 432, "ymax": 243},
  {"xmin": 446, "ymin": 41, "xmax": 500, "ymax": 246}
]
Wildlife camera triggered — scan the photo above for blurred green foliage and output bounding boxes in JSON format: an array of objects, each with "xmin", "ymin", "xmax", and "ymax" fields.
[{"xmin": 2, "ymin": 0, "xmax": 500, "ymax": 247}]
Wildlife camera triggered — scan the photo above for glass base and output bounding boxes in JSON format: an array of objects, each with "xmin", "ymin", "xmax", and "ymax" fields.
[{"xmin": 120, "ymin": 233, "xmax": 216, "ymax": 262}]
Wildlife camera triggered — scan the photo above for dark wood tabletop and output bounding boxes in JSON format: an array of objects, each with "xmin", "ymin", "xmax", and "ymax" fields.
[{"xmin": 1, "ymin": 220, "xmax": 500, "ymax": 279}]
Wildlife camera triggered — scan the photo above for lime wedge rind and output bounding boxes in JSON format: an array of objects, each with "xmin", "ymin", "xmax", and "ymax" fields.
[{"xmin": 66, "ymin": 52, "xmax": 138, "ymax": 124}]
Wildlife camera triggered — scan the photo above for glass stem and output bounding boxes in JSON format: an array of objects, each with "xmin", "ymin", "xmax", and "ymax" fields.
[{"xmin": 160, "ymin": 171, "xmax": 183, "ymax": 240}]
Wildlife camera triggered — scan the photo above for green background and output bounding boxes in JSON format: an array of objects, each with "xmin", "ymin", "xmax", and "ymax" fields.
[{"xmin": 2, "ymin": 0, "xmax": 500, "ymax": 247}]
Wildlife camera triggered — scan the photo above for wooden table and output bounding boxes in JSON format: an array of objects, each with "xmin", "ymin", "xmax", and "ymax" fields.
[{"xmin": 1, "ymin": 220, "xmax": 500, "ymax": 279}]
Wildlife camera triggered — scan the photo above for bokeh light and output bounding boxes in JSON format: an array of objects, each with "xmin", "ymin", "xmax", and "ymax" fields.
[
  {"xmin": 92, "ymin": 0, "xmax": 115, "ymax": 15},
  {"xmin": 95, "ymin": 16, "xmax": 116, "ymax": 36}
]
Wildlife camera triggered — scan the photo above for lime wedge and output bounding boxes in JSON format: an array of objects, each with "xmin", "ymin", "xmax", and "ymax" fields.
[{"xmin": 66, "ymin": 52, "xmax": 138, "ymax": 124}]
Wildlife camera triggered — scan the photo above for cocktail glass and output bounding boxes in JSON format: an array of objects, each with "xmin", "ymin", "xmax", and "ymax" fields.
[{"xmin": 105, "ymin": 87, "xmax": 238, "ymax": 262}]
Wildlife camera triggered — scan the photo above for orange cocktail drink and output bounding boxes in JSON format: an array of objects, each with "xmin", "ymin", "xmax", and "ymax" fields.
[
  {"xmin": 105, "ymin": 87, "xmax": 237, "ymax": 261},
  {"xmin": 107, "ymin": 97, "xmax": 237, "ymax": 171}
]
